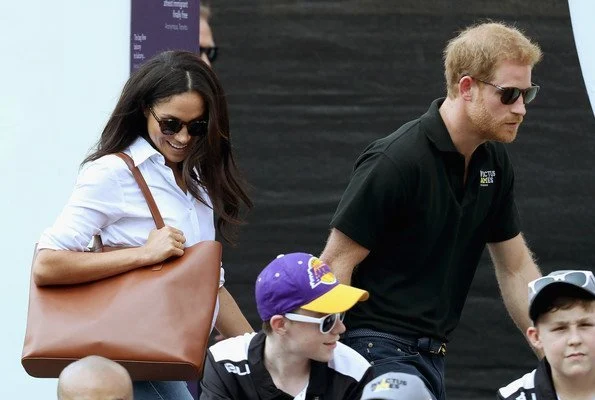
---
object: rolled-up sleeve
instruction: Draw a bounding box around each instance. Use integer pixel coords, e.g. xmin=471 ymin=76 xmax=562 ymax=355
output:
xmin=38 ymin=159 xmax=126 ymax=251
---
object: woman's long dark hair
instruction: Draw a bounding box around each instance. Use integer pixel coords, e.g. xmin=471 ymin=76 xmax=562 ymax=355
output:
xmin=84 ymin=50 xmax=252 ymax=244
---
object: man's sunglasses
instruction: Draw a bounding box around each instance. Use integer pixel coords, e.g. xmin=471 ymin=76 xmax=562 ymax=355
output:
xmin=529 ymin=270 xmax=595 ymax=296
xmin=149 ymin=107 xmax=208 ymax=137
xmin=472 ymin=77 xmax=540 ymax=105
xmin=284 ymin=312 xmax=345 ymax=334
xmin=200 ymin=46 xmax=218 ymax=63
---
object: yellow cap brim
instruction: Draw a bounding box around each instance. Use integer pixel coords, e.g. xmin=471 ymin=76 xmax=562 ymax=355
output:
xmin=300 ymin=284 xmax=369 ymax=314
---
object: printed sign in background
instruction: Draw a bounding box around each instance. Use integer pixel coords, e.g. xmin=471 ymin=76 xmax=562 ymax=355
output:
xmin=130 ymin=0 xmax=199 ymax=73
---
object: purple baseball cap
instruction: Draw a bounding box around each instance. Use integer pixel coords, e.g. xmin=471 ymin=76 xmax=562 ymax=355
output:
xmin=255 ymin=252 xmax=369 ymax=321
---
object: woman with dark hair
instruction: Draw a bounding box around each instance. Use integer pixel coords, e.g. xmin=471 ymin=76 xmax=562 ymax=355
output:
xmin=33 ymin=50 xmax=254 ymax=399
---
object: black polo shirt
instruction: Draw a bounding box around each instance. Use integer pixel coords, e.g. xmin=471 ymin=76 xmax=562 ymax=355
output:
xmin=200 ymin=332 xmax=372 ymax=399
xmin=331 ymin=98 xmax=520 ymax=341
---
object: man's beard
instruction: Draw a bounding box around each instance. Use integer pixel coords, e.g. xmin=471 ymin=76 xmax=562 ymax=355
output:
xmin=468 ymin=98 xmax=523 ymax=143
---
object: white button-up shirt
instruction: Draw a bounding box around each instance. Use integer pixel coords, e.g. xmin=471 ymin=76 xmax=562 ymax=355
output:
xmin=38 ymin=137 xmax=224 ymax=325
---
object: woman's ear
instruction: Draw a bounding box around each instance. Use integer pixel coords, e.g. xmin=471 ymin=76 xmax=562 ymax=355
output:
xmin=270 ymin=315 xmax=288 ymax=336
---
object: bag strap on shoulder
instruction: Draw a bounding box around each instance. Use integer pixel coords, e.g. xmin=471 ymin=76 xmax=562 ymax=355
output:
xmin=114 ymin=152 xmax=165 ymax=229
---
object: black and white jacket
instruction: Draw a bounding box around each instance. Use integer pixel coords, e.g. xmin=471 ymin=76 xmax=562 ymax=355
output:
xmin=497 ymin=358 xmax=557 ymax=400
xmin=200 ymin=331 xmax=373 ymax=400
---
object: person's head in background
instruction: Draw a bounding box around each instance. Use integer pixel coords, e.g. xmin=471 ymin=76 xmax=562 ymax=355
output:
xmin=360 ymin=372 xmax=434 ymax=400
xmin=199 ymin=4 xmax=217 ymax=67
xmin=527 ymin=270 xmax=595 ymax=387
xmin=57 ymin=355 xmax=133 ymax=400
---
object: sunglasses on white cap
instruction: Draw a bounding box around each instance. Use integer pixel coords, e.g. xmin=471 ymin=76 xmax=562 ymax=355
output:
xmin=529 ymin=270 xmax=595 ymax=297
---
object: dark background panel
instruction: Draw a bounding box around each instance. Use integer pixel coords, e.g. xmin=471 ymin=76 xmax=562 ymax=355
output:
xmin=210 ymin=1 xmax=595 ymax=398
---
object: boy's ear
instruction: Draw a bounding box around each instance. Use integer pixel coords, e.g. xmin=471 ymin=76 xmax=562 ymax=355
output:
xmin=270 ymin=315 xmax=288 ymax=335
xmin=527 ymin=326 xmax=542 ymax=349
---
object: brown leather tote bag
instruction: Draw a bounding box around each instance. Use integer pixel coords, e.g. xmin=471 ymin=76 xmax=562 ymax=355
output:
xmin=22 ymin=152 xmax=221 ymax=380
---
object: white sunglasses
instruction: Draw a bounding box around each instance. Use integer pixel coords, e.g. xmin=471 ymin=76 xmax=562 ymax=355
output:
xmin=529 ymin=270 xmax=595 ymax=296
xmin=284 ymin=312 xmax=345 ymax=334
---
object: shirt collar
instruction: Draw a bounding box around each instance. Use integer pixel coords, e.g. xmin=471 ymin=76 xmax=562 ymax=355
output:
xmin=248 ymin=332 xmax=282 ymax=400
xmin=535 ymin=358 xmax=558 ymax=400
xmin=421 ymin=98 xmax=459 ymax=153
xmin=306 ymin=361 xmax=328 ymax=395
xmin=127 ymin=137 xmax=162 ymax=167
xmin=248 ymin=331 xmax=328 ymax=398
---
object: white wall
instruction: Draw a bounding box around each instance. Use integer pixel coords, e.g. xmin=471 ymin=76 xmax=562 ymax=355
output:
xmin=0 ymin=1 xmax=129 ymax=397
xmin=569 ymin=0 xmax=595 ymax=116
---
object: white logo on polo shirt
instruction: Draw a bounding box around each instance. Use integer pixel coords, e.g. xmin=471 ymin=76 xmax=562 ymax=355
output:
xmin=224 ymin=362 xmax=251 ymax=376
xmin=480 ymin=170 xmax=496 ymax=187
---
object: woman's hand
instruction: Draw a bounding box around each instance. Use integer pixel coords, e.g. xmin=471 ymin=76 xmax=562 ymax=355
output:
xmin=142 ymin=226 xmax=186 ymax=265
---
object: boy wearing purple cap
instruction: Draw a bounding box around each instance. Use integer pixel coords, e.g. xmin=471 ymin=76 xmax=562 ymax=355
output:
xmin=497 ymin=270 xmax=595 ymax=400
xmin=200 ymin=252 xmax=373 ymax=399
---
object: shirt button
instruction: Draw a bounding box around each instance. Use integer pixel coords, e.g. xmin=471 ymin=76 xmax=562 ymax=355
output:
xmin=368 ymin=342 xmax=374 ymax=348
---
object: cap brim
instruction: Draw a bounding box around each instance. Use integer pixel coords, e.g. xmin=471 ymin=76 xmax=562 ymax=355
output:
xmin=529 ymin=282 xmax=595 ymax=321
xmin=361 ymin=392 xmax=396 ymax=400
xmin=300 ymin=284 xmax=369 ymax=314
xmin=361 ymin=394 xmax=394 ymax=400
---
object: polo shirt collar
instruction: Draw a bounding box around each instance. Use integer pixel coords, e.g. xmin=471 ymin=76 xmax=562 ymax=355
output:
xmin=128 ymin=136 xmax=163 ymax=167
xmin=421 ymin=98 xmax=459 ymax=153
xmin=535 ymin=358 xmax=558 ymax=400
xmin=307 ymin=361 xmax=328 ymax=395
xmin=248 ymin=332 xmax=285 ymax=400
xmin=248 ymin=331 xmax=327 ymax=399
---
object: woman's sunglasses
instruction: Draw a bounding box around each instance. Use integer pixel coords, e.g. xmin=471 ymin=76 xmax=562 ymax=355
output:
xmin=200 ymin=46 xmax=218 ymax=63
xmin=472 ymin=77 xmax=540 ymax=105
xmin=284 ymin=312 xmax=345 ymax=334
xmin=529 ymin=270 xmax=595 ymax=295
xmin=149 ymin=107 xmax=208 ymax=137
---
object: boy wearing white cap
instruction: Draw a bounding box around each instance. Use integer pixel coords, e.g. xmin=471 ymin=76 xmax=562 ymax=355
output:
xmin=497 ymin=270 xmax=595 ymax=400
xmin=200 ymin=252 xmax=373 ymax=399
